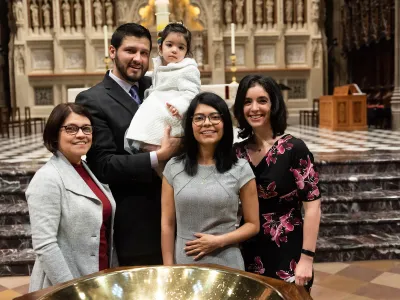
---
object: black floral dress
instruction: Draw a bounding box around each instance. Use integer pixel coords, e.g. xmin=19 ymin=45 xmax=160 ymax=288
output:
xmin=234 ymin=134 xmax=321 ymax=289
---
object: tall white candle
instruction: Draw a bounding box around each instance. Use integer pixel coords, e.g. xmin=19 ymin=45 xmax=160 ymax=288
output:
xmin=231 ymin=23 xmax=235 ymax=54
xmin=103 ymin=25 xmax=109 ymax=57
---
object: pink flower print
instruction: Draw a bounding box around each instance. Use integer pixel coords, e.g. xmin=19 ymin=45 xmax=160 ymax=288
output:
xmin=262 ymin=213 xmax=274 ymax=235
xmin=280 ymin=208 xmax=301 ymax=234
xmin=276 ymin=135 xmax=294 ymax=154
xmin=307 ymin=183 xmax=320 ymax=200
xmin=248 ymin=256 xmax=265 ymax=275
xmin=266 ymin=151 xmax=277 ymax=166
xmin=257 ymin=182 xmax=278 ymax=199
xmin=276 ymin=259 xmax=297 ymax=283
xmin=265 ymin=135 xmax=294 ymax=166
xmin=290 ymin=155 xmax=320 ymax=201
xmin=291 ymin=168 xmax=305 ymax=190
xmin=262 ymin=208 xmax=301 ymax=247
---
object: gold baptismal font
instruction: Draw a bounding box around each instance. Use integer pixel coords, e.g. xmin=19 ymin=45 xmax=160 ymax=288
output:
xmin=15 ymin=265 xmax=312 ymax=300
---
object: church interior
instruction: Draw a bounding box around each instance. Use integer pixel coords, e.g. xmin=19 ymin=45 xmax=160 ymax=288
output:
xmin=0 ymin=0 xmax=399 ymax=299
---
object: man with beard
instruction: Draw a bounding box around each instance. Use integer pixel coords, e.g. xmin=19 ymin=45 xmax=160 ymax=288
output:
xmin=76 ymin=23 xmax=180 ymax=266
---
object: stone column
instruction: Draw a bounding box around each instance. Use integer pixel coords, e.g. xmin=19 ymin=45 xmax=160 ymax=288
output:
xmin=0 ymin=51 xmax=5 ymax=107
xmin=245 ymin=0 xmax=255 ymax=69
xmin=392 ymin=0 xmax=400 ymax=130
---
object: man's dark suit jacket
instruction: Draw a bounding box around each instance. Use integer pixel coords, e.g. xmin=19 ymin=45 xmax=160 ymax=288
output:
xmin=76 ymin=71 xmax=162 ymax=265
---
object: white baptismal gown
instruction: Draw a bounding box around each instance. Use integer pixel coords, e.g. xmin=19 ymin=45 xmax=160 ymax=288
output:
xmin=125 ymin=57 xmax=201 ymax=148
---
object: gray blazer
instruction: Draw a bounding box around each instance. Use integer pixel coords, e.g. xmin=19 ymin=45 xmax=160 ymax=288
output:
xmin=26 ymin=152 xmax=117 ymax=292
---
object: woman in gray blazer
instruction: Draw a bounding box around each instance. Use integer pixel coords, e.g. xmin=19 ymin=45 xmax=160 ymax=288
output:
xmin=26 ymin=103 xmax=116 ymax=292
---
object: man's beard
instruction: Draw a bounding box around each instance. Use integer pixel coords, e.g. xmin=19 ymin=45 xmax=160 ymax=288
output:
xmin=114 ymin=53 xmax=146 ymax=83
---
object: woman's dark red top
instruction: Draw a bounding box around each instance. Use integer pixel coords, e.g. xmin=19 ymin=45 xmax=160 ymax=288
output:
xmin=73 ymin=164 xmax=112 ymax=271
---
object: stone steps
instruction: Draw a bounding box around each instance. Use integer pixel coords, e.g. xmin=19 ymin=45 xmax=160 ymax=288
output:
xmin=319 ymin=210 xmax=400 ymax=236
xmin=0 ymin=224 xmax=31 ymax=239
xmin=0 ymin=187 xmax=27 ymax=204
xmin=0 ymin=224 xmax=32 ymax=250
xmin=315 ymin=152 xmax=400 ymax=262
xmin=315 ymin=155 xmax=400 ymax=175
xmin=0 ymin=165 xmax=36 ymax=276
xmin=0 ymin=202 xmax=30 ymax=225
xmin=322 ymin=190 xmax=400 ymax=213
xmin=316 ymin=233 xmax=400 ymax=262
xmin=0 ymin=248 xmax=34 ymax=276
xmin=319 ymin=172 xmax=400 ymax=194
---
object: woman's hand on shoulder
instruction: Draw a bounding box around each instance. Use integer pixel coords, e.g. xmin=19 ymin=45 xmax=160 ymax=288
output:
xmin=184 ymin=233 xmax=224 ymax=261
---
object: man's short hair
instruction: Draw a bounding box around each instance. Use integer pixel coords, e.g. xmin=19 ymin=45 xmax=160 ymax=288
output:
xmin=111 ymin=23 xmax=152 ymax=51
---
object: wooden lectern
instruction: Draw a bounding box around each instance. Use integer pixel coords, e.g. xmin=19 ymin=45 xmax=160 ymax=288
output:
xmin=319 ymin=84 xmax=368 ymax=131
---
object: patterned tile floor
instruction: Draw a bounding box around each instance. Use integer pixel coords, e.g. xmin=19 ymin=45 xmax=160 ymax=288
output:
xmin=1 ymin=126 xmax=400 ymax=164
xmin=0 ymin=260 xmax=399 ymax=299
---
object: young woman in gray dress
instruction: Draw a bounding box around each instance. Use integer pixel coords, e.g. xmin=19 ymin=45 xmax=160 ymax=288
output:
xmin=161 ymin=92 xmax=259 ymax=270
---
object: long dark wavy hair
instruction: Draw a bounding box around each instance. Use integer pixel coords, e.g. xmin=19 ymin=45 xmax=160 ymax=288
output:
xmin=177 ymin=92 xmax=238 ymax=176
xmin=233 ymin=75 xmax=287 ymax=139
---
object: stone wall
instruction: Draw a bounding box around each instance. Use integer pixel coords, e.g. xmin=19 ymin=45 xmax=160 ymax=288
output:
xmin=8 ymin=0 xmax=325 ymax=124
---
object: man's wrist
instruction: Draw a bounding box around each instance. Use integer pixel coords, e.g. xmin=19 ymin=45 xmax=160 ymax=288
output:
xmin=156 ymin=149 xmax=163 ymax=162
xmin=156 ymin=149 xmax=169 ymax=162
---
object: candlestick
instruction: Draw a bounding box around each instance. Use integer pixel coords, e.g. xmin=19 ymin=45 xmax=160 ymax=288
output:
xmin=230 ymin=54 xmax=237 ymax=84
xmin=104 ymin=56 xmax=111 ymax=71
xmin=231 ymin=23 xmax=235 ymax=54
xmin=103 ymin=25 xmax=109 ymax=58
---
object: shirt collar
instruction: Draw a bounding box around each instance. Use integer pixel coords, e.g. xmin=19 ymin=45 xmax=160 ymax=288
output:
xmin=108 ymin=70 xmax=139 ymax=94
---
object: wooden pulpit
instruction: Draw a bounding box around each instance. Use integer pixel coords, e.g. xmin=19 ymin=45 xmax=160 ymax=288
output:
xmin=319 ymin=84 xmax=368 ymax=131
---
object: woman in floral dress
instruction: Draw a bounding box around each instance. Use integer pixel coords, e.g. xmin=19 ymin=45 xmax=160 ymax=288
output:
xmin=233 ymin=75 xmax=321 ymax=291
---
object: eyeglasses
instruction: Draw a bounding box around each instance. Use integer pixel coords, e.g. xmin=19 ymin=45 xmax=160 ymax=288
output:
xmin=60 ymin=125 xmax=93 ymax=135
xmin=192 ymin=113 xmax=223 ymax=126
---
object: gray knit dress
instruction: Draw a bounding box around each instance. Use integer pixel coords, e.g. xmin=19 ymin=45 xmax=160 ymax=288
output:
xmin=163 ymin=157 xmax=255 ymax=270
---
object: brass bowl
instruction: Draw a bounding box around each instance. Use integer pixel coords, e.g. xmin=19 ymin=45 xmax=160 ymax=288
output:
xmin=38 ymin=266 xmax=285 ymax=300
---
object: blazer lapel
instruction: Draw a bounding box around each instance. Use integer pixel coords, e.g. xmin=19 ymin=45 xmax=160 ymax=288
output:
xmin=82 ymin=161 xmax=116 ymax=212
xmin=103 ymin=72 xmax=138 ymax=116
xmin=51 ymin=152 xmax=100 ymax=203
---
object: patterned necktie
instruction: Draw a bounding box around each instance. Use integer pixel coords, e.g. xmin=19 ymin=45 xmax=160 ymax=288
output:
xmin=129 ymin=85 xmax=141 ymax=105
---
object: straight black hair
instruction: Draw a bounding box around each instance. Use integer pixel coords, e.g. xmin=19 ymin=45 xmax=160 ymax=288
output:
xmin=158 ymin=22 xmax=192 ymax=57
xmin=177 ymin=92 xmax=238 ymax=176
xmin=111 ymin=23 xmax=152 ymax=51
xmin=234 ymin=75 xmax=287 ymax=139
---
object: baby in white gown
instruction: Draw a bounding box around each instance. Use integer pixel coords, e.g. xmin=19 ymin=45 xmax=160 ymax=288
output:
xmin=125 ymin=22 xmax=201 ymax=152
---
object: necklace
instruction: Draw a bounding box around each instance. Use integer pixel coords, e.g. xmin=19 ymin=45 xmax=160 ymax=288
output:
xmin=199 ymin=167 xmax=216 ymax=184
xmin=251 ymin=137 xmax=277 ymax=152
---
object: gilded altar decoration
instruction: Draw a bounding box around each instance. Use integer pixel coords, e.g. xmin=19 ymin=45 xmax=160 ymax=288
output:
xmin=139 ymin=0 xmax=203 ymax=31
